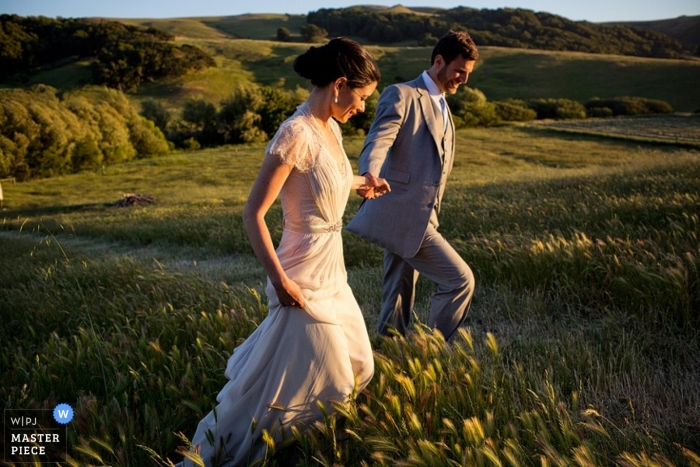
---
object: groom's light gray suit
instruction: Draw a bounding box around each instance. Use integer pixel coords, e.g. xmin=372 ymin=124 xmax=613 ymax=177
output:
xmin=347 ymin=73 xmax=475 ymax=341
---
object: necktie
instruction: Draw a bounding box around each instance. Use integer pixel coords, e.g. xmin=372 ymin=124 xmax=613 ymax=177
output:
xmin=439 ymin=95 xmax=448 ymax=131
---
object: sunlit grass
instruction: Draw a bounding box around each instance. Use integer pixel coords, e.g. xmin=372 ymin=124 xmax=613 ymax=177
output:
xmin=1 ymin=126 xmax=699 ymax=466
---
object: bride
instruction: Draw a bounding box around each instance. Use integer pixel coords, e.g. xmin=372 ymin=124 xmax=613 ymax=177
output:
xmin=180 ymin=37 xmax=389 ymax=466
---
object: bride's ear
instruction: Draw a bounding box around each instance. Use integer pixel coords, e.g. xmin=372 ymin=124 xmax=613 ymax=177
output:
xmin=334 ymin=77 xmax=347 ymax=93
xmin=332 ymin=77 xmax=347 ymax=104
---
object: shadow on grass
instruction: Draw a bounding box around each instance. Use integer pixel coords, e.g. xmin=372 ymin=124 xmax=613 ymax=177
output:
xmin=2 ymin=202 xmax=124 ymax=218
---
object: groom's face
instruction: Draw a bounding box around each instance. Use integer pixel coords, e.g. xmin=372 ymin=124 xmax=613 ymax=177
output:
xmin=435 ymin=55 xmax=475 ymax=95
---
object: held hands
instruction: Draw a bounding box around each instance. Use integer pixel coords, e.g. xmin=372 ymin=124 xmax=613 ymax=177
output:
xmin=357 ymin=173 xmax=391 ymax=200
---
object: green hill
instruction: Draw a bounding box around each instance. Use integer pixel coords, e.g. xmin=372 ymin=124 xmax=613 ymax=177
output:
xmin=119 ymin=13 xmax=308 ymax=41
xmin=24 ymin=35 xmax=700 ymax=113
xmin=4 ymin=8 xmax=699 ymax=113
xmin=608 ymin=14 xmax=700 ymax=54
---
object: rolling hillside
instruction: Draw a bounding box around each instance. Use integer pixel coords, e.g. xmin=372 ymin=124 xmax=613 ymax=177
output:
xmin=108 ymin=9 xmax=700 ymax=112
xmin=24 ymin=35 xmax=700 ymax=113
xmin=608 ymin=14 xmax=700 ymax=54
xmin=118 ymin=13 xmax=308 ymax=41
xmin=4 ymin=8 xmax=700 ymax=114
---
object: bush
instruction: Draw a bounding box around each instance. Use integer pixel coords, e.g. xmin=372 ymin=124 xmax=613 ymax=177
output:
xmin=585 ymin=97 xmax=673 ymax=116
xmin=167 ymin=85 xmax=305 ymax=148
xmin=0 ymin=85 xmax=169 ymax=180
xmin=300 ymin=24 xmax=328 ymax=43
xmin=129 ymin=117 xmax=170 ymax=157
xmin=218 ymin=87 xmax=267 ymax=144
xmin=277 ymin=27 xmax=291 ymax=42
xmin=140 ymin=99 xmax=171 ymax=134
xmin=527 ymin=98 xmax=587 ymax=120
xmin=180 ymin=99 xmax=218 ymax=147
xmin=586 ymin=106 xmax=614 ymax=118
xmin=447 ymin=87 xmax=500 ymax=128
xmin=494 ymin=99 xmax=537 ymax=122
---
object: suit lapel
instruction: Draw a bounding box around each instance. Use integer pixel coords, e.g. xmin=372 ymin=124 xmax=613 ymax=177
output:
xmin=444 ymin=108 xmax=455 ymax=167
xmin=414 ymin=77 xmax=445 ymax=151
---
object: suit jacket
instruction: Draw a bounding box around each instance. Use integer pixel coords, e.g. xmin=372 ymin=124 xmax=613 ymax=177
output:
xmin=346 ymin=74 xmax=455 ymax=258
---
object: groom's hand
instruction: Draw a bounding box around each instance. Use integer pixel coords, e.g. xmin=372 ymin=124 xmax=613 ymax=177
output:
xmin=357 ymin=173 xmax=390 ymax=199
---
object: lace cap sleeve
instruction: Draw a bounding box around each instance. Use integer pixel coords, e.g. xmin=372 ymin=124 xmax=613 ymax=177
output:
xmin=266 ymin=117 xmax=315 ymax=173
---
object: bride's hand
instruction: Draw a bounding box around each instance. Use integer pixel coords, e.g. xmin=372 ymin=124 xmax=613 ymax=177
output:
xmin=274 ymin=275 xmax=305 ymax=309
xmin=358 ymin=173 xmax=391 ymax=199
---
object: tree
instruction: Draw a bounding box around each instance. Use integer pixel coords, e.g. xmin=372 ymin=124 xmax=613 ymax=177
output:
xmin=218 ymin=86 xmax=267 ymax=144
xmin=277 ymin=27 xmax=291 ymax=42
xmin=417 ymin=33 xmax=437 ymax=46
xmin=140 ymin=99 xmax=171 ymax=133
xmin=305 ymin=6 xmax=685 ymax=58
xmin=300 ymin=24 xmax=328 ymax=43
xmin=182 ymin=99 xmax=218 ymax=146
xmin=0 ymin=84 xmax=169 ymax=180
xmin=128 ymin=117 xmax=170 ymax=157
xmin=258 ymin=86 xmax=303 ymax=136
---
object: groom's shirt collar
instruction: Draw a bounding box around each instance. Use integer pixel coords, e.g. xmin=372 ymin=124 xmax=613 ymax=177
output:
xmin=422 ymin=70 xmax=443 ymax=99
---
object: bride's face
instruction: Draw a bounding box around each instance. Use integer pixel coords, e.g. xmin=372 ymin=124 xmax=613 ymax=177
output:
xmin=334 ymin=81 xmax=377 ymax=123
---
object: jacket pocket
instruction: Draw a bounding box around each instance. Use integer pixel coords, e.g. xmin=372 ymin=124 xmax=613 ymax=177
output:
xmin=384 ymin=168 xmax=410 ymax=184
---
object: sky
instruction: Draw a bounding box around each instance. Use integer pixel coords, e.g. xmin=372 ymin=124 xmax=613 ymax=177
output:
xmin=1 ymin=0 xmax=699 ymax=23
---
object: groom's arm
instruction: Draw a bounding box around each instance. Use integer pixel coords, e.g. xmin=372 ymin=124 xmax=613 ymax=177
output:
xmin=358 ymin=84 xmax=407 ymax=176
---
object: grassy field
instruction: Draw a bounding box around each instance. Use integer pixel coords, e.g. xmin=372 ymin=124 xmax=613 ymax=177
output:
xmin=525 ymin=114 xmax=700 ymax=146
xmin=120 ymin=14 xmax=309 ymax=42
xmin=1 ymin=121 xmax=699 ymax=466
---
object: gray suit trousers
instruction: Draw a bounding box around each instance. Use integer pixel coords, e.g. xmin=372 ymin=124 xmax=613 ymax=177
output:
xmin=377 ymin=224 xmax=475 ymax=341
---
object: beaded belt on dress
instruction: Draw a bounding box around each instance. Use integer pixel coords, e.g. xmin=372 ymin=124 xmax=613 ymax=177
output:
xmin=283 ymin=219 xmax=343 ymax=234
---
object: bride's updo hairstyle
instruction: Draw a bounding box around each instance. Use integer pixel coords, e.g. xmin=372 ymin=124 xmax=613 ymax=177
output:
xmin=293 ymin=37 xmax=380 ymax=90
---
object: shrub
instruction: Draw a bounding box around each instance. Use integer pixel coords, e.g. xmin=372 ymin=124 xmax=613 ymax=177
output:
xmin=277 ymin=27 xmax=291 ymax=42
xmin=586 ymin=106 xmax=614 ymax=118
xmin=218 ymin=86 xmax=268 ymax=144
xmin=140 ymin=99 xmax=171 ymax=133
xmin=527 ymin=98 xmax=587 ymax=120
xmin=129 ymin=117 xmax=170 ymax=157
xmin=181 ymin=99 xmax=218 ymax=147
xmin=182 ymin=137 xmax=200 ymax=151
xmin=300 ymin=24 xmax=328 ymax=43
xmin=585 ymin=97 xmax=674 ymax=116
xmin=494 ymin=99 xmax=537 ymax=122
xmin=0 ymin=85 xmax=168 ymax=180
xmin=448 ymin=87 xmax=500 ymax=128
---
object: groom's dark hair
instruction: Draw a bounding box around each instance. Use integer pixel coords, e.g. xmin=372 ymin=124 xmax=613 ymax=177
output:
xmin=431 ymin=31 xmax=479 ymax=65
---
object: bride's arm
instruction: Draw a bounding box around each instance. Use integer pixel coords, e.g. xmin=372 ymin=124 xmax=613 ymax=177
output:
xmin=243 ymin=153 xmax=305 ymax=309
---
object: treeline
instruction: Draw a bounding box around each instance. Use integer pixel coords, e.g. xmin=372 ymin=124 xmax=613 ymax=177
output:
xmin=447 ymin=89 xmax=674 ymax=128
xmin=0 ymin=14 xmax=214 ymax=91
xmin=0 ymin=82 xmax=378 ymax=181
xmin=0 ymin=82 xmax=674 ymax=181
xmin=307 ymin=7 xmax=687 ymax=58
xmin=140 ymin=84 xmax=375 ymax=150
xmin=146 ymin=83 xmax=674 ymax=149
xmin=0 ymin=85 xmax=169 ymax=181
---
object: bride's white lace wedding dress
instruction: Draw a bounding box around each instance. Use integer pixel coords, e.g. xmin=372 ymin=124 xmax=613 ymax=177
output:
xmin=184 ymin=103 xmax=374 ymax=467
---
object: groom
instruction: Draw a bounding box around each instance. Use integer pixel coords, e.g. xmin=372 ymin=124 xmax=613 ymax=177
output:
xmin=347 ymin=31 xmax=478 ymax=341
